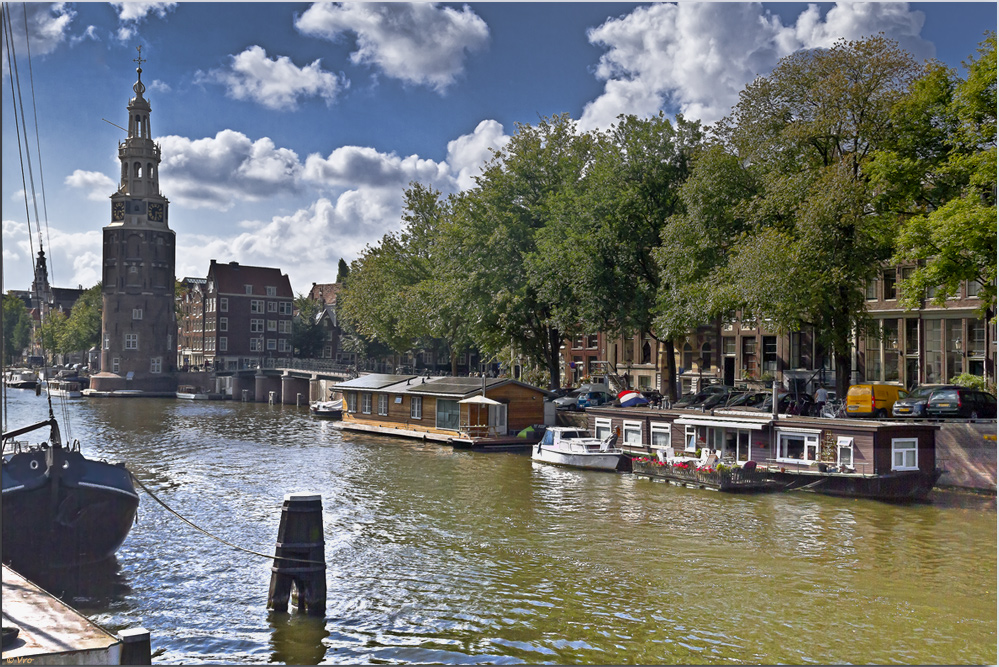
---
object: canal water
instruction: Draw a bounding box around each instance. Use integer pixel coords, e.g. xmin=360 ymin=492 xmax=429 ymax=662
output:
xmin=3 ymin=391 xmax=996 ymax=664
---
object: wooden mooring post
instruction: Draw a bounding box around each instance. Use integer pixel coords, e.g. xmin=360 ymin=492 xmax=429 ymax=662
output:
xmin=267 ymin=492 xmax=326 ymax=616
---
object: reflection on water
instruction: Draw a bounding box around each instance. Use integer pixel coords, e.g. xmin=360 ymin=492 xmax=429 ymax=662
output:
xmin=2 ymin=391 xmax=995 ymax=665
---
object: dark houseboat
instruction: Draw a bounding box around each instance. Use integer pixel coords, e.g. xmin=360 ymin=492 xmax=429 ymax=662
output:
xmin=2 ymin=411 xmax=139 ymax=572
xmin=585 ymin=405 xmax=942 ymax=501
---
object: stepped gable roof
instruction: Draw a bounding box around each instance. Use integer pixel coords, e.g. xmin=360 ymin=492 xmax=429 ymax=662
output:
xmin=308 ymin=282 xmax=341 ymax=305
xmin=209 ymin=260 xmax=293 ymax=297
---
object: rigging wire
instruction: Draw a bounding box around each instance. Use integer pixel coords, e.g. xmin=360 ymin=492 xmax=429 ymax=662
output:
xmin=22 ymin=2 xmax=54 ymax=286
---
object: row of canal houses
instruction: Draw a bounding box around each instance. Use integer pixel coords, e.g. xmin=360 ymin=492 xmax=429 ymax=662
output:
xmin=331 ymin=373 xmax=941 ymax=500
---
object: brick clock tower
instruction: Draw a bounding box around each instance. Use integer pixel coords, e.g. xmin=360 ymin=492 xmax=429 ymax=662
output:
xmin=91 ymin=50 xmax=177 ymax=394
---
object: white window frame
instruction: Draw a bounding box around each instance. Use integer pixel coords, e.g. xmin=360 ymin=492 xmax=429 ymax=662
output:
xmin=411 ymin=396 xmax=423 ymax=420
xmin=266 ymin=286 xmax=277 ymax=296
xmin=219 ymin=337 xmax=227 ymax=352
xmin=219 ymin=317 xmax=228 ymax=332
xmin=279 ymin=301 xmax=293 ymax=315
xmin=361 ymin=392 xmax=372 ymax=414
xmin=112 ymin=357 xmax=120 ymax=373
xmin=103 ymin=333 xmax=110 ymax=350
xmin=132 ymin=308 xmax=143 ymax=320
xmin=377 ymin=394 xmax=389 ymax=416
xmin=268 ymin=301 xmax=278 ymax=313
xmin=250 ymin=319 xmax=264 ymax=333
xmin=650 ymin=422 xmax=671 ymax=450
xmin=837 ymin=436 xmax=855 ymax=468
xmin=685 ymin=425 xmax=697 ymax=451
xmin=891 ymin=437 xmax=919 ymax=471
xmin=267 ymin=320 xmax=277 ymax=332
xmin=266 ymin=338 xmax=277 ymax=351
xmin=251 ymin=299 xmax=265 ymax=313
xmin=622 ymin=420 xmax=643 ymax=447
xmin=124 ymin=333 xmax=138 ymax=350
xmin=594 ymin=417 xmax=612 ymax=440
xmin=150 ymin=357 xmax=162 ymax=373
xmin=776 ymin=428 xmax=821 ymax=463
xmin=245 ymin=285 xmax=253 ymax=295
xmin=346 ymin=392 xmax=357 ymax=413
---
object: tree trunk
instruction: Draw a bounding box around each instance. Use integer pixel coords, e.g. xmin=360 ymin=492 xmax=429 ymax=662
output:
xmin=546 ymin=326 xmax=562 ymax=390
xmin=661 ymin=339 xmax=678 ymax=402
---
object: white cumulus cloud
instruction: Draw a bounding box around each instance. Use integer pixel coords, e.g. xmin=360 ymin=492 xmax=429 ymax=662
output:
xmin=0 ymin=3 xmax=75 ymax=69
xmin=197 ymin=45 xmax=348 ymax=111
xmin=446 ymin=119 xmax=509 ymax=191
xmin=65 ymin=170 xmax=116 ymax=201
xmin=295 ymin=2 xmax=489 ymax=92
xmin=579 ymin=1 xmax=934 ymax=131
xmin=157 ymin=130 xmax=304 ymax=210
xmin=111 ymin=2 xmax=176 ymax=41
xmin=303 ymin=145 xmax=452 ymax=191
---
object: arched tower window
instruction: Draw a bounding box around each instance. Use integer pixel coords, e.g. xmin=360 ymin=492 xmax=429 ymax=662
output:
xmin=134 ymin=162 xmax=142 ymax=178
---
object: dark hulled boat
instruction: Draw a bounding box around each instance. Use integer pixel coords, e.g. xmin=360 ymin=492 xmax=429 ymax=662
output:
xmin=2 ymin=412 xmax=139 ymax=571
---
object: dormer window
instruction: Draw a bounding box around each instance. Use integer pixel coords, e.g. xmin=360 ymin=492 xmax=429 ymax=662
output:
xmin=245 ymin=285 xmax=253 ymax=295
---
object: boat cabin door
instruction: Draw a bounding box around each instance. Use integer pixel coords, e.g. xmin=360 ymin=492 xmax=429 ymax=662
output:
xmin=488 ymin=403 xmax=508 ymax=437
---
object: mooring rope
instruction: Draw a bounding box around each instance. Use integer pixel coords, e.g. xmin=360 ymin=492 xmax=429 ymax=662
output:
xmin=129 ymin=472 xmax=325 ymax=565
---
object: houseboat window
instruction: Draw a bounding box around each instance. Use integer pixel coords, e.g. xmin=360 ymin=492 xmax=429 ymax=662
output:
xmin=346 ymin=392 xmax=357 ymax=413
xmin=377 ymin=394 xmax=389 ymax=416
xmin=411 ymin=396 xmax=422 ymax=419
xmin=891 ymin=438 xmax=918 ymax=471
xmin=685 ymin=425 xmax=697 ymax=451
xmin=776 ymin=430 xmax=820 ymax=462
xmin=594 ymin=418 xmax=612 ymax=440
xmin=650 ymin=422 xmax=670 ymax=449
xmin=837 ymin=436 xmax=854 ymax=467
xmin=361 ymin=392 xmax=372 ymax=414
xmin=623 ymin=421 xmax=643 ymax=446
xmin=436 ymin=399 xmax=459 ymax=430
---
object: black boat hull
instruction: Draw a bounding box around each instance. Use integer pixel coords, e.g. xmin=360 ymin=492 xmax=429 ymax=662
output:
xmin=770 ymin=468 xmax=943 ymax=501
xmin=2 ymin=447 xmax=139 ymax=570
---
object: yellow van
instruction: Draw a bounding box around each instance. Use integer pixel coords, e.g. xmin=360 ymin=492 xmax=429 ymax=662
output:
xmin=845 ymin=383 xmax=908 ymax=418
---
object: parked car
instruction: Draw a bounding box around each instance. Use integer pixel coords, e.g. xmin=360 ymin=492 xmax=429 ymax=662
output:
xmin=723 ymin=391 xmax=769 ymax=409
xmin=925 ymin=387 xmax=997 ymax=419
xmin=845 ymin=383 xmax=908 ymax=418
xmin=577 ymin=389 xmax=615 ymax=410
xmin=551 ymin=388 xmax=584 ymax=410
xmin=674 ymin=385 xmax=730 ymax=408
xmin=892 ymin=384 xmax=958 ymax=418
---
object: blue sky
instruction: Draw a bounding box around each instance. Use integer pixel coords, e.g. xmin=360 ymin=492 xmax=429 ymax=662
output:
xmin=2 ymin=2 xmax=995 ymax=295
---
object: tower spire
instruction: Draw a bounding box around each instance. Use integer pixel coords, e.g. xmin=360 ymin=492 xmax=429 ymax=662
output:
xmin=133 ymin=46 xmax=146 ymax=98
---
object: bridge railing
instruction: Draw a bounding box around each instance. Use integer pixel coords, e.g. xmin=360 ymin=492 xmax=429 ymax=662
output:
xmin=273 ymin=359 xmax=359 ymax=377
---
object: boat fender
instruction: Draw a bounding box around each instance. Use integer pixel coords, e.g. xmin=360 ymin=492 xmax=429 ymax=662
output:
xmin=29 ymin=459 xmax=40 ymax=470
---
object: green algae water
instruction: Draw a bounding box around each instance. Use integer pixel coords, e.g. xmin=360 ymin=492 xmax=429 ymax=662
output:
xmin=5 ymin=391 xmax=995 ymax=664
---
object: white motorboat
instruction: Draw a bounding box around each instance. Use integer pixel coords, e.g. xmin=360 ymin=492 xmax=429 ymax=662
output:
xmin=531 ymin=426 xmax=623 ymax=471
xmin=48 ymin=380 xmax=82 ymax=398
xmin=310 ymin=399 xmax=343 ymax=419
xmin=176 ymin=385 xmax=209 ymax=400
xmin=4 ymin=369 xmax=38 ymax=390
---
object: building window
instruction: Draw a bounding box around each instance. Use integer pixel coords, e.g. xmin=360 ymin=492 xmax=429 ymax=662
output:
xmin=150 ymin=357 xmax=162 ymax=373
xmin=132 ymin=308 xmax=143 ymax=320
xmin=279 ymin=302 xmax=293 ymax=315
xmin=245 ymin=285 xmax=253 ymax=295
xmin=361 ymin=393 xmax=372 ymax=414
xmin=104 ymin=333 xmax=110 ymax=350
xmin=266 ymin=339 xmax=277 ymax=351
xmin=891 ymin=438 xmax=918 ymax=471
xmin=865 ymin=279 xmax=877 ymax=300
xmin=776 ymin=430 xmax=820 ymax=462
xmin=250 ymin=319 xmax=264 ymax=333
xmin=837 ymin=436 xmax=854 ymax=468
xmin=650 ymin=422 xmax=671 ymax=449
xmin=267 ymin=301 xmax=278 ymax=313
xmin=266 ymin=286 xmax=277 ymax=296
xmin=723 ymin=337 xmax=736 ymax=356
xmin=278 ymin=320 xmax=292 ymax=334
xmin=220 ymin=317 xmax=228 ymax=332
xmin=925 ymin=319 xmax=943 ymax=383
xmin=249 ymin=338 xmax=262 ymax=352
xmin=967 ymin=280 xmax=983 ymax=298
xmin=762 ymin=336 xmax=778 ymax=372
xmin=112 ymin=357 xmax=120 ymax=373
xmin=377 ymin=394 xmax=389 ymax=416
xmin=251 ymin=300 xmax=264 ymax=313
xmin=125 ymin=333 xmax=138 ymax=350
xmin=411 ymin=396 xmax=422 ymax=420
xmin=220 ymin=298 xmax=228 ymax=312
xmin=594 ymin=417 xmax=612 ymax=440
xmin=623 ymin=420 xmax=643 ymax=447
xmin=436 ymin=399 xmax=460 ymax=430
xmin=267 ymin=320 xmax=277 ymax=332
xmin=219 ymin=337 xmax=227 ymax=352
xmin=572 ymin=335 xmax=583 ymax=349
xmin=587 ymin=334 xmax=598 ymax=349
xmin=882 ymin=269 xmax=897 ymax=300
xmin=346 ymin=392 xmax=357 ymax=413
xmin=742 ymin=338 xmax=757 ymax=376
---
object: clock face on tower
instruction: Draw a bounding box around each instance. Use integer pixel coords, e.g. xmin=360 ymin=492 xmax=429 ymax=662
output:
xmin=148 ymin=202 xmax=164 ymax=223
xmin=112 ymin=200 xmax=125 ymax=221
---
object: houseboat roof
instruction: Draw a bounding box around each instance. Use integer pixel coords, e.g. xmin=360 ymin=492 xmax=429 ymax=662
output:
xmin=333 ymin=373 xmax=552 ymax=399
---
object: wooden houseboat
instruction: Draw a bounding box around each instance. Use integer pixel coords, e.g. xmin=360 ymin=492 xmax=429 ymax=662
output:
xmin=584 ymin=405 xmax=941 ymax=501
xmin=332 ymin=374 xmax=552 ymax=449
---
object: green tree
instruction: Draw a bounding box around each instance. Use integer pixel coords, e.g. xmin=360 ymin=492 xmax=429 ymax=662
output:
xmin=336 ymin=258 xmax=350 ymax=284
xmin=37 ymin=309 xmax=67 ymax=360
xmin=59 ymin=284 xmax=102 ymax=355
xmin=292 ymin=293 xmax=327 ymax=358
xmin=870 ymin=33 xmax=997 ymax=319
xmin=2 ymin=294 xmax=33 ymax=365
xmin=454 ymin=114 xmax=596 ymax=388
xmin=672 ymin=35 xmax=921 ymax=396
